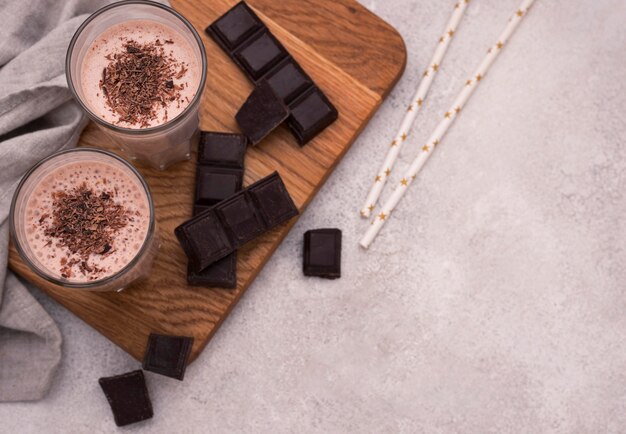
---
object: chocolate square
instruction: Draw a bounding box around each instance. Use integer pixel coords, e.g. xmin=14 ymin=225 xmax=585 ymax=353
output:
xmin=248 ymin=172 xmax=299 ymax=227
xmin=207 ymin=1 xmax=263 ymax=50
xmin=196 ymin=166 xmax=243 ymax=206
xmin=193 ymin=204 xmax=211 ymax=216
xmin=303 ymin=229 xmax=341 ymax=279
xmin=187 ymin=253 xmax=237 ymax=288
xmin=235 ymin=80 xmax=289 ymax=145
xmin=175 ymin=209 xmax=233 ymax=271
xmin=264 ymin=59 xmax=313 ymax=104
xmin=98 ymin=370 xmax=153 ymax=427
xmin=235 ymin=30 xmax=288 ymax=80
xmin=288 ymin=87 xmax=338 ymax=145
xmin=216 ymin=193 xmax=265 ymax=244
xmin=142 ymin=334 xmax=194 ymax=380
xmin=198 ymin=131 xmax=247 ymax=168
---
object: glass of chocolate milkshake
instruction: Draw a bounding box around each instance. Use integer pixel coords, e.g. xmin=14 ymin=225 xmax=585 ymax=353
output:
xmin=66 ymin=0 xmax=207 ymax=170
xmin=10 ymin=148 xmax=159 ymax=292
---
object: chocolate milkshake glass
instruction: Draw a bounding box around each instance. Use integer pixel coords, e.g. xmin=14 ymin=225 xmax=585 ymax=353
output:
xmin=10 ymin=148 xmax=158 ymax=292
xmin=66 ymin=1 xmax=207 ymax=170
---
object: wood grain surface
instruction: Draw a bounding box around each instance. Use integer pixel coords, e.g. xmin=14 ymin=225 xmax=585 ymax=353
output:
xmin=7 ymin=0 xmax=406 ymax=363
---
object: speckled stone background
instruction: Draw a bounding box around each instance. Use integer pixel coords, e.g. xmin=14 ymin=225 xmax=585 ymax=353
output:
xmin=2 ymin=0 xmax=626 ymax=432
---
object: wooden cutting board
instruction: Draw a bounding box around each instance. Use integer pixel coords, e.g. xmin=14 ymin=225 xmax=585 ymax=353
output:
xmin=8 ymin=0 xmax=406 ymax=363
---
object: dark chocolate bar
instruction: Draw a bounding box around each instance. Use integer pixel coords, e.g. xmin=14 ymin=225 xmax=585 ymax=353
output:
xmin=142 ymin=334 xmax=194 ymax=380
xmin=198 ymin=132 xmax=247 ymax=168
xmin=235 ymin=80 xmax=289 ymax=145
xmin=176 ymin=172 xmax=298 ymax=271
xmin=98 ymin=370 xmax=153 ymax=427
xmin=187 ymin=253 xmax=237 ymax=288
xmin=303 ymin=228 xmax=342 ymax=279
xmin=207 ymin=2 xmax=337 ymax=145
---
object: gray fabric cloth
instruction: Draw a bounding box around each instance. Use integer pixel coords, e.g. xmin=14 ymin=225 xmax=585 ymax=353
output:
xmin=0 ymin=0 xmax=116 ymax=402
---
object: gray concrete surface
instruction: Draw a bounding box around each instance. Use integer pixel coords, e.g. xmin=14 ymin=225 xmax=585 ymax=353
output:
xmin=2 ymin=0 xmax=626 ymax=432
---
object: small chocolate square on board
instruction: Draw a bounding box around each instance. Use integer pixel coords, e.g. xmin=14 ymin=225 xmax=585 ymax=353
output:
xmin=303 ymin=229 xmax=342 ymax=279
xmin=195 ymin=166 xmax=243 ymax=206
xmin=207 ymin=1 xmax=263 ymax=50
xmin=264 ymin=58 xmax=313 ymax=104
xmin=288 ymin=86 xmax=338 ymax=145
xmin=187 ymin=252 xmax=237 ymax=289
xmin=98 ymin=370 xmax=153 ymax=427
xmin=234 ymin=30 xmax=288 ymax=80
xmin=235 ymin=80 xmax=289 ymax=145
xmin=197 ymin=131 xmax=247 ymax=168
xmin=248 ymin=172 xmax=299 ymax=227
xmin=142 ymin=334 xmax=194 ymax=380
xmin=216 ymin=193 xmax=266 ymax=245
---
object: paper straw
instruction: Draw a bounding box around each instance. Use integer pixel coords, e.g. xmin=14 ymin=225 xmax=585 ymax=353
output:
xmin=360 ymin=0 xmax=536 ymax=249
xmin=359 ymin=0 xmax=469 ymax=218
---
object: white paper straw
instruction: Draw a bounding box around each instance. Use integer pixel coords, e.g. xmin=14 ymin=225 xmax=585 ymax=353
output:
xmin=359 ymin=0 xmax=469 ymax=218
xmin=360 ymin=0 xmax=536 ymax=249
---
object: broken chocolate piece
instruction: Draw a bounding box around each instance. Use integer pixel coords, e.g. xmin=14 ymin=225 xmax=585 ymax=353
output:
xmin=98 ymin=370 xmax=153 ymax=427
xmin=235 ymin=80 xmax=289 ymax=145
xmin=303 ymin=228 xmax=342 ymax=279
xmin=287 ymin=87 xmax=338 ymax=145
xmin=142 ymin=334 xmax=194 ymax=380
xmin=175 ymin=172 xmax=298 ymax=271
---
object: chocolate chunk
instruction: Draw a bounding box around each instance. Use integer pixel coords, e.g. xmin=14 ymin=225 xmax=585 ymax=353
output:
xmin=216 ymin=194 xmax=265 ymax=244
xmin=187 ymin=253 xmax=237 ymax=288
xmin=175 ymin=208 xmax=233 ymax=271
xmin=98 ymin=370 xmax=153 ymax=427
xmin=303 ymin=229 xmax=342 ymax=279
xmin=193 ymin=204 xmax=211 ymax=216
xmin=206 ymin=1 xmax=263 ymax=50
xmin=175 ymin=172 xmax=298 ymax=270
xmin=142 ymin=334 xmax=194 ymax=380
xmin=287 ymin=87 xmax=338 ymax=145
xmin=196 ymin=166 xmax=243 ymax=206
xmin=197 ymin=131 xmax=247 ymax=168
xmin=206 ymin=1 xmax=337 ymax=145
xmin=235 ymin=80 xmax=289 ymax=145
xmin=265 ymin=59 xmax=313 ymax=104
xmin=234 ymin=31 xmax=288 ymax=80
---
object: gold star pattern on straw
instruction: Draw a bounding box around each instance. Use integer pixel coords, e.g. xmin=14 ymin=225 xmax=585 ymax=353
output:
xmin=466 ymin=79 xmax=472 ymax=86
xmin=359 ymin=210 xmax=366 ymax=217
xmin=439 ymin=36 xmax=445 ymax=43
xmin=455 ymin=106 xmax=461 ymax=114
xmin=422 ymin=145 xmax=430 ymax=152
xmin=407 ymin=104 xmax=414 ymax=112
xmin=433 ymin=139 xmax=440 ymax=146
xmin=385 ymin=168 xmax=391 ymax=177
xmin=375 ymin=175 xmax=382 ymax=182
xmin=517 ymin=9 xmax=524 ymax=17
xmin=417 ymin=98 xmax=423 ymax=106
xmin=378 ymin=212 xmax=387 ymax=221
xmin=497 ymin=41 xmax=504 ymax=49
xmin=401 ymin=133 xmax=408 ymax=141
xmin=400 ymin=178 xmax=409 ymax=186
xmin=488 ymin=47 xmax=493 ymax=53
xmin=423 ymin=70 xmax=429 ymax=77
xmin=448 ymin=29 xmax=455 ymax=37
xmin=368 ymin=204 xmax=375 ymax=212
xmin=411 ymin=175 xmax=416 ymax=180
xmin=464 ymin=0 xmax=469 ymax=3
xmin=476 ymin=74 xmax=483 ymax=81
xmin=432 ymin=63 xmax=439 ymax=72
xmin=444 ymin=111 xmax=452 ymax=118
xmin=390 ymin=139 xmax=398 ymax=147
xmin=455 ymin=2 xmax=460 ymax=8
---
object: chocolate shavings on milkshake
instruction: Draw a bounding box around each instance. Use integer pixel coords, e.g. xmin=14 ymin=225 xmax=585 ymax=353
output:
xmin=99 ymin=39 xmax=187 ymax=127
xmin=42 ymin=183 xmax=130 ymax=279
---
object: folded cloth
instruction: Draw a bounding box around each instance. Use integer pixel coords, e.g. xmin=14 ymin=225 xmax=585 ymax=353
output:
xmin=0 ymin=0 xmax=118 ymax=402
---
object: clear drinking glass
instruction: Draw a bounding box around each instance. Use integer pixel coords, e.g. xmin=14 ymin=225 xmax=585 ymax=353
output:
xmin=66 ymin=0 xmax=207 ymax=170
xmin=10 ymin=148 xmax=159 ymax=292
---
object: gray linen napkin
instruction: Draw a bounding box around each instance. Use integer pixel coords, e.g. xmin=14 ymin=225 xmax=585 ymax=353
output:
xmin=0 ymin=0 xmax=118 ymax=402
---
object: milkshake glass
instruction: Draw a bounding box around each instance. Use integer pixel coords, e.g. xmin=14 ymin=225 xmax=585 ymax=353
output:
xmin=10 ymin=148 xmax=158 ymax=292
xmin=66 ymin=0 xmax=207 ymax=170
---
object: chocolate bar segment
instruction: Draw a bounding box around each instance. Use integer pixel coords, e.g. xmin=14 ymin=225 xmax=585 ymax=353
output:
xmin=235 ymin=31 xmax=288 ymax=81
xmin=175 ymin=172 xmax=299 ymax=270
xmin=235 ymin=80 xmax=289 ymax=145
xmin=198 ymin=132 xmax=247 ymax=168
xmin=187 ymin=253 xmax=237 ymax=288
xmin=175 ymin=208 xmax=233 ymax=271
xmin=206 ymin=2 xmax=263 ymax=50
xmin=288 ymin=87 xmax=339 ymax=145
xmin=196 ymin=166 xmax=243 ymax=206
xmin=206 ymin=1 xmax=337 ymax=144
xmin=303 ymin=229 xmax=342 ymax=279
xmin=265 ymin=58 xmax=313 ymax=104
xmin=142 ymin=334 xmax=194 ymax=380
xmin=98 ymin=370 xmax=153 ymax=427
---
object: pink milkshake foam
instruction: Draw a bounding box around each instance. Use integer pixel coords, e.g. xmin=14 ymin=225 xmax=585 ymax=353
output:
xmin=24 ymin=161 xmax=150 ymax=283
xmin=81 ymin=19 xmax=201 ymax=128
